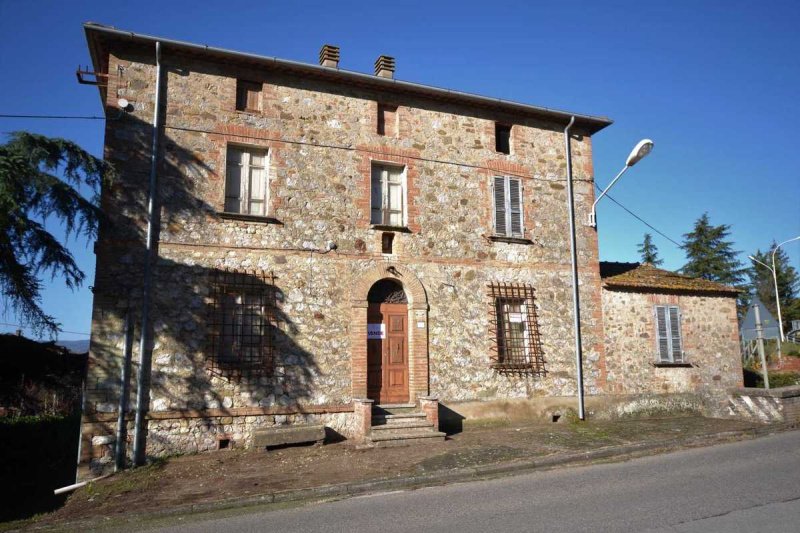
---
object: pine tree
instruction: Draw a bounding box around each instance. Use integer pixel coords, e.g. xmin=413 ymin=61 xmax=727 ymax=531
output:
xmin=637 ymin=233 xmax=663 ymax=266
xmin=747 ymin=243 xmax=800 ymax=333
xmin=681 ymin=213 xmax=745 ymax=286
xmin=0 ymin=132 xmax=113 ymax=334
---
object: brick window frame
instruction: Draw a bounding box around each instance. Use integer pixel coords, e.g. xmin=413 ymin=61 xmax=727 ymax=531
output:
xmin=356 ymin=146 xmax=421 ymax=232
xmin=370 ymin=162 xmax=407 ymax=228
xmin=488 ymin=282 xmax=546 ymax=375
xmin=223 ymin=144 xmax=270 ymax=217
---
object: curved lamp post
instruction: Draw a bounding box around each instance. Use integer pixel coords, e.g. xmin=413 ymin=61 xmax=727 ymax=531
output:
xmin=588 ymin=139 xmax=654 ymax=227
xmin=751 ymin=235 xmax=800 ymax=342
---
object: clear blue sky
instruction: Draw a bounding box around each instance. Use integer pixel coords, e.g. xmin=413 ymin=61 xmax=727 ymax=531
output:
xmin=1 ymin=0 xmax=798 ymax=341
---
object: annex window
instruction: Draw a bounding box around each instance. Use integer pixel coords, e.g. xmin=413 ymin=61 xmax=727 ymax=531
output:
xmin=377 ymin=103 xmax=398 ymax=137
xmin=207 ymin=269 xmax=278 ymax=381
xmin=225 ymin=146 xmax=268 ymax=216
xmin=236 ymin=80 xmax=261 ymax=112
xmin=493 ymin=176 xmax=523 ymax=237
xmin=495 ymin=123 xmax=511 ymax=154
xmin=488 ymin=283 xmax=545 ymax=375
xmin=655 ymin=305 xmax=684 ymax=363
xmin=371 ymin=163 xmax=406 ymax=227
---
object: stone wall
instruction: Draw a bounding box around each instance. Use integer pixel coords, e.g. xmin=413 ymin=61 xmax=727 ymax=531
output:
xmin=726 ymin=386 xmax=800 ymax=425
xmin=82 ymin=42 xmax=606 ymax=465
xmin=601 ymin=288 xmax=743 ymax=396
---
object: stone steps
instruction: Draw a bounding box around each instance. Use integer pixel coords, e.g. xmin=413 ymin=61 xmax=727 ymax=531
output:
xmin=368 ymin=404 xmax=445 ymax=447
xmin=370 ymin=420 xmax=435 ymax=436
xmin=369 ymin=429 xmax=446 ymax=448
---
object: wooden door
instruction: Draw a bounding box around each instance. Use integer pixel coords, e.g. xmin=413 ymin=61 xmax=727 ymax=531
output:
xmin=367 ymin=303 xmax=409 ymax=403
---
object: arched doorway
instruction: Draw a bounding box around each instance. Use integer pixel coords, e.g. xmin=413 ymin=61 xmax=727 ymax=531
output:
xmin=367 ymin=279 xmax=409 ymax=403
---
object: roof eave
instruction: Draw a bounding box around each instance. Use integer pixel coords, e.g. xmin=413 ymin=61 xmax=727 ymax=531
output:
xmin=82 ymin=22 xmax=613 ymax=135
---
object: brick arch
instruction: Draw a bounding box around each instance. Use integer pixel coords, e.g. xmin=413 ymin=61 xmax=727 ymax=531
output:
xmin=351 ymin=264 xmax=428 ymax=310
xmin=350 ymin=264 xmax=429 ymax=403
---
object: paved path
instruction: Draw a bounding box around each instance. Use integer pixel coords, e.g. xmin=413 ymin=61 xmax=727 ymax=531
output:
xmin=151 ymin=430 xmax=800 ymax=532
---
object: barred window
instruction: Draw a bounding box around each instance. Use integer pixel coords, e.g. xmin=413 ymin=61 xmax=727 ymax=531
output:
xmin=207 ymin=270 xmax=277 ymax=381
xmin=488 ymin=282 xmax=545 ymax=375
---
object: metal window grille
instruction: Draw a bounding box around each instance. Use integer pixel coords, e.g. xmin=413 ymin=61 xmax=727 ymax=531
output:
xmin=207 ymin=269 xmax=277 ymax=381
xmin=488 ymin=282 xmax=546 ymax=375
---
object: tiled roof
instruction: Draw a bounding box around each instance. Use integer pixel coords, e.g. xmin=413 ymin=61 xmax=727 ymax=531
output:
xmin=599 ymin=262 xmax=741 ymax=296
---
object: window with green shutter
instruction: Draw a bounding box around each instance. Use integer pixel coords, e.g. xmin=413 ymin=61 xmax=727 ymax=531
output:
xmin=493 ymin=176 xmax=523 ymax=237
xmin=654 ymin=305 xmax=684 ymax=363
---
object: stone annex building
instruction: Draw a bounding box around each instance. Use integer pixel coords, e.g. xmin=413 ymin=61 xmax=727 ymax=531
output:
xmin=79 ymin=23 xmax=743 ymax=470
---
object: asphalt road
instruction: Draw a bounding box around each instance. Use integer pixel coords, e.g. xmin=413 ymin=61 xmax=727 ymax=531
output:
xmin=152 ymin=430 xmax=800 ymax=533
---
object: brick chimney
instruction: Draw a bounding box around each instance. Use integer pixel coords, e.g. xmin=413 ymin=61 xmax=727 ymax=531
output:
xmin=319 ymin=44 xmax=340 ymax=68
xmin=374 ymin=55 xmax=395 ymax=79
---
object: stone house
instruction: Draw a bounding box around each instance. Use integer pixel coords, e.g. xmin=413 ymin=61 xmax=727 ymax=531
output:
xmin=79 ymin=23 xmax=742 ymax=469
xmin=600 ymin=262 xmax=743 ymax=403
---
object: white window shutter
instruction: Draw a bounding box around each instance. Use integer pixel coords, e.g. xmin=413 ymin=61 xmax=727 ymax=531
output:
xmin=508 ymin=178 xmax=522 ymax=237
xmin=669 ymin=306 xmax=683 ymax=362
xmin=494 ymin=176 xmax=507 ymax=235
xmin=655 ymin=306 xmax=670 ymax=362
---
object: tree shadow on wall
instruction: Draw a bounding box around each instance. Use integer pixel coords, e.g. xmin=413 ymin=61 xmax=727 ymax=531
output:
xmin=83 ymin=62 xmax=321 ymax=469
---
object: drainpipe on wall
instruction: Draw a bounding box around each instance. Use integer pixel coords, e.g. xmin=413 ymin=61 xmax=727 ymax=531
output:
xmin=564 ymin=116 xmax=586 ymax=420
xmin=115 ymin=307 xmax=135 ymax=471
xmin=132 ymin=41 xmax=164 ymax=466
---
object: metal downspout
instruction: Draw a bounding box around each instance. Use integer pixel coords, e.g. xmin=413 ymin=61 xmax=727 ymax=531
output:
xmin=115 ymin=308 xmax=134 ymax=470
xmin=564 ymin=116 xmax=586 ymax=420
xmin=132 ymin=41 xmax=163 ymax=466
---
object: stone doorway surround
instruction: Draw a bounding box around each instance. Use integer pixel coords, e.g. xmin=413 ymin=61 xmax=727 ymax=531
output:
xmin=351 ymin=264 xmax=429 ymax=403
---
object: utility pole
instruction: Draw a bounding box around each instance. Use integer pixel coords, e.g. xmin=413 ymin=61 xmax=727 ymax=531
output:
xmin=754 ymin=303 xmax=770 ymax=389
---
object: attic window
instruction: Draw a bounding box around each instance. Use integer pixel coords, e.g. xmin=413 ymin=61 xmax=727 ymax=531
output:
xmin=495 ymin=123 xmax=511 ymax=154
xmin=236 ymin=80 xmax=261 ymax=112
xmin=377 ymin=103 xmax=398 ymax=137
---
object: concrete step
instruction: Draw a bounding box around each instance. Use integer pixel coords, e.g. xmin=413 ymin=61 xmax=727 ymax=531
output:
xmin=373 ymin=405 xmax=418 ymax=417
xmin=369 ymin=430 xmax=446 ymax=448
xmin=372 ymin=412 xmax=427 ymax=425
xmin=370 ymin=421 xmax=434 ymax=435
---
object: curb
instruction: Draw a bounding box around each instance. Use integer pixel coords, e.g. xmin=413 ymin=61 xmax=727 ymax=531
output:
xmin=31 ymin=422 xmax=797 ymax=531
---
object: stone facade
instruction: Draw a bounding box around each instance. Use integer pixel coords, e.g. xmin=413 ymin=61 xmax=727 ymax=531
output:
xmin=80 ymin=26 xmax=628 ymax=471
xmin=601 ymin=288 xmax=743 ymax=397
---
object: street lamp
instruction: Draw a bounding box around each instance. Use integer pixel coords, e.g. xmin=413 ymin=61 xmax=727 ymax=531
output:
xmin=588 ymin=139 xmax=654 ymax=227
xmin=564 ymin=120 xmax=654 ymax=421
xmin=751 ymin=236 xmax=800 ymax=342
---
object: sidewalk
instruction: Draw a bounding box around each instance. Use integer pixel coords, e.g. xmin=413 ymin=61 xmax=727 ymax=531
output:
xmin=15 ymin=416 xmax=793 ymax=531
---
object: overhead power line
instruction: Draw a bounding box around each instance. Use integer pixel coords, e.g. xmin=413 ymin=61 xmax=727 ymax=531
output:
xmin=1 ymin=112 xmax=681 ymax=248
xmin=596 ymin=186 xmax=682 ymax=248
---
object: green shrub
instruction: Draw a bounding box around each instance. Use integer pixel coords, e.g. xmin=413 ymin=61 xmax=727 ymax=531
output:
xmin=743 ymin=369 xmax=800 ymax=388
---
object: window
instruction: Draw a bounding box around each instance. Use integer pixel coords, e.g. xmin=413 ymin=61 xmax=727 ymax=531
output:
xmin=488 ymin=283 xmax=545 ymax=374
xmin=493 ymin=176 xmax=523 ymax=237
xmin=381 ymin=232 xmax=394 ymax=254
xmin=225 ymin=146 xmax=268 ymax=216
xmin=377 ymin=103 xmax=398 ymax=137
xmin=207 ymin=269 xmax=277 ymax=381
xmin=371 ymin=163 xmax=405 ymax=227
xmin=655 ymin=305 xmax=684 ymax=363
xmin=236 ymin=80 xmax=261 ymax=112
xmin=495 ymin=123 xmax=511 ymax=154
